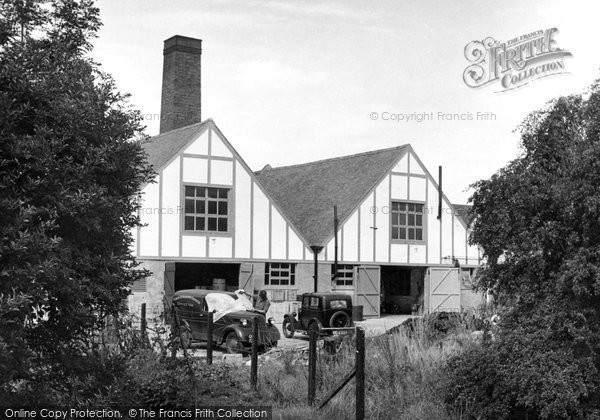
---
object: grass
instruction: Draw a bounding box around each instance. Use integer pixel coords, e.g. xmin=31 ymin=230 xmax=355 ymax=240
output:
xmin=255 ymin=318 xmax=481 ymax=420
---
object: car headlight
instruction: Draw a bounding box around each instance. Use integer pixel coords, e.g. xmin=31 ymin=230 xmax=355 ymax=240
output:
xmin=292 ymin=312 xmax=297 ymax=317
xmin=267 ymin=317 xmax=274 ymax=325
xmin=240 ymin=318 xmax=248 ymax=327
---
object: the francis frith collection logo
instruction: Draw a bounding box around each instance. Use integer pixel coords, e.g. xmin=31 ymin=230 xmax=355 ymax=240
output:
xmin=463 ymin=28 xmax=572 ymax=92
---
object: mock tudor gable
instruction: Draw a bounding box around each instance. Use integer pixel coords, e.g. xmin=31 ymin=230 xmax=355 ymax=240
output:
xmin=133 ymin=119 xmax=311 ymax=261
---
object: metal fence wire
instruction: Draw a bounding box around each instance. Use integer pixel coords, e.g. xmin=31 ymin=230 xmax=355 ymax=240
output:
xmin=308 ymin=327 xmax=365 ymax=420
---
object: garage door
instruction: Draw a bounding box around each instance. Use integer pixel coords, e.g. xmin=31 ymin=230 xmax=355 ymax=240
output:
xmin=426 ymin=267 xmax=460 ymax=312
xmin=356 ymin=266 xmax=380 ymax=318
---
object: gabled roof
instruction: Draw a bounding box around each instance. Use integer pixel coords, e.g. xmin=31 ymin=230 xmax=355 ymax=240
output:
xmin=141 ymin=120 xmax=211 ymax=170
xmin=453 ymin=204 xmax=472 ymax=226
xmin=256 ymin=145 xmax=409 ymax=246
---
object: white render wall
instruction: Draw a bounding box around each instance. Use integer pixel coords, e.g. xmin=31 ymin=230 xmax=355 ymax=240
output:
xmin=135 ymin=124 xmax=479 ymax=266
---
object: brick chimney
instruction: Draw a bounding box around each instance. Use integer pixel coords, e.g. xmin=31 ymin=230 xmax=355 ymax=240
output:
xmin=159 ymin=35 xmax=202 ymax=134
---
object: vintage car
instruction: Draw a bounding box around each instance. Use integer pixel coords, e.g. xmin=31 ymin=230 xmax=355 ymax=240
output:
xmin=171 ymin=289 xmax=280 ymax=353
xmin=282 ymin=293 xmax=353 ymax=338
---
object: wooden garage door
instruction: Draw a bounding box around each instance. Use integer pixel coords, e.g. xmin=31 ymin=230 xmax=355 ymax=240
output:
xmin=356 ymin=266 xmax=380 ymax=318
xmin=164 ymin=262 xmax=176 ymax=306
xmin=426 ymin=267 xmax=460 ymax=313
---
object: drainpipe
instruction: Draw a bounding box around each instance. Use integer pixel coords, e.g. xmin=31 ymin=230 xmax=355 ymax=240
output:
xmin=333 ymin=205 xmax=339 ymax=280
xmin=310 ymin=246 xmax=324 ymax=293
xmin=437 ymin=165 xmax=443 ymax=220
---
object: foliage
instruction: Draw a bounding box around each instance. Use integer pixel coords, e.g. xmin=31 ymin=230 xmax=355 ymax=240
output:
xmin=0 ymin=0 xmax=153 ymax=397
xmin=447 ymin=80 xmax=600 ymax=418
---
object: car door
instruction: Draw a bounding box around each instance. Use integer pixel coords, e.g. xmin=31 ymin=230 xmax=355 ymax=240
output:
xmin=300 ymin=296 xmax=321 ymax=330
xmin=188 ymin=297 xmax=207 ymax=341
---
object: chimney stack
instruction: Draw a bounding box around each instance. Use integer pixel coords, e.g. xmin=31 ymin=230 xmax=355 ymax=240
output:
xmin=159 ymin=35 xmax=202 ymax=134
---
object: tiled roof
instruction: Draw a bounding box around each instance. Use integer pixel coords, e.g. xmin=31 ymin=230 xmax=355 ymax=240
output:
xmin=141 ymin=120 xmax=210 ymax=170
xmin=256 ymin=145 xmax=409 ymax=246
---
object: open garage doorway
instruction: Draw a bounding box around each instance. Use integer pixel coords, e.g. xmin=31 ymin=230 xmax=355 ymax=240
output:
xmin=174 ymin=262 xmax=240 ymax=292
xmin=380 ymin=266 xmax=425 ymax=315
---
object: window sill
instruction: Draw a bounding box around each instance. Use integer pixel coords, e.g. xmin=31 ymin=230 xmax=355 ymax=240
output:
xmin=391 ymin=239 xmax=426 ymax=245
xmin=182 ymin=231 xmax=233 ymax=237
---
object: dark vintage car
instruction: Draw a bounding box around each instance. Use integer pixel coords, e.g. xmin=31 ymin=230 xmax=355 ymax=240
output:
xmin=171 ymin=289 xmax=280 ymax=353
xmin=282 ymin=293 xmax=353 ymax=338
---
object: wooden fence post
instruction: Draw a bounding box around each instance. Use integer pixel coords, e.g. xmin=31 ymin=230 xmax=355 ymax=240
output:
xmin=140 ymin=303 xmax=147 ymax=342
xmin=356 ymin=327 xmax=365 ymax=420
xmin=251 ymin=320 xmax=259 ymax=389
xmin=207 ymin=311 xmax=213 ymax=365
xmin=308 ymin=328 xmax=317 ymax=405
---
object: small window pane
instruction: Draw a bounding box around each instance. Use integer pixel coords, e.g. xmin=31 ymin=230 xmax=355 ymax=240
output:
xmin=392 ymin=213 xmax=399 ymax=225
xmin=208 ymin=188 xmax=218 ymax=198
xmin=208 ymin=217 xmax=217 ymax=231
xmin=185 ymin=216 xmax=194 ymax=230
xmin=408 ymin=228 xmax=415 ymax=240
xmin=392 ymin=202 xmax=399 ymax=211
xmin=400 ymin=229 xmax=406 ymax=240
xmin=196 ymin=217 xmax=205 ymax=230
xmin=416 ymin=204 xmax=424 ymax=214
xmin=219 ymin=188 xmax=228 ymax=199
xmin=408 ymin=203 xmax=415 ymax=212
xmin=416 ymin=214 xmax=422 ymax=226
xmin=400 ymin=214 xmax=406 ymax=225
xmin=408 ymin=214 xmax=415 ymax=226
xmin=198 ymin=187 xmax=206 ymax=197
xmin=416 ymin=229 xmax=423 ymax=240
xmin=218 ymin=202 xmax=227 ymax=215
xmin=185 ymin=186 xmax=194 ymax=197
xmin=185 ymin=199 xmax=194 ymax=213
xmin=218 ymin=218 xmax=227 ymax=232
xmin=197 ymin=200 xmax=205 ymax=214
xmin=392 ymin=228 xmax=398 ymax=240
xmin=208 ymin=201 xmax=217 ymax=214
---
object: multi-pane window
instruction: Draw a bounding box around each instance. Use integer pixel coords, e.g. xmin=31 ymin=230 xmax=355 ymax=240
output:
xmin=391 ymin=202 xmax=424 ymax=241
xmin=184 ymin=186 xmax=229 ymax=232
xmin=332 ymin=264 xmax=354 ymax=286
xmin=265 ymin=263 xmax=296 ymax=286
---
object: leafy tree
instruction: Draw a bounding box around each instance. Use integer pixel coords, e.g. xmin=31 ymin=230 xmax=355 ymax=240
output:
xmin=0 ymin=0 xmax=152 ymax=398
xmin=447 ymin=82 xmax=600 ymax=418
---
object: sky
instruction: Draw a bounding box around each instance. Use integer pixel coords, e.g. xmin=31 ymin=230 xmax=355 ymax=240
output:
xmin=93 ymin=0 xmax=600 ymax=204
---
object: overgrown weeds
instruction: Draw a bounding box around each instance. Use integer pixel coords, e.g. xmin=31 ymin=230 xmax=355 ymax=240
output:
xmin=258 ymin=314 xmax=485 ymax=419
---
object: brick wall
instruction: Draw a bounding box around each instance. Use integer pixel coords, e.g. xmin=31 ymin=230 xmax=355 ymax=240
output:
xmin=160 ymin=36 xmax=202 ymax=133
xmin=237 ymin=261 xmax=334 ymax=322
xmin=128 ymin=259 xmax=166 ymax=320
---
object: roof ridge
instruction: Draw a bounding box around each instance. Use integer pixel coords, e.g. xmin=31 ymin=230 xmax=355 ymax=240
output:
xmin=259 ymin=144 xmax=409 ymax=172
xmin=142 ymin=118 xmax=212 ymax=143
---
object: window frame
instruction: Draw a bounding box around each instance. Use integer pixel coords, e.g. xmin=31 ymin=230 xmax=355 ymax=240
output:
xmin=181 ymin=183 xmax=233 ymax=237
xmin=264 ymin=262 xmax=296 ymax=286
xmin=390 ymin=200 xmax=427 ymax=245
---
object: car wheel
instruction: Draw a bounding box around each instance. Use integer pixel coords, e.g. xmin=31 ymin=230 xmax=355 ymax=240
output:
xmin=282 ymin=318 xmax=295 ymax=338
xmin=225 ymin=331 xmax=243 ymax=354
xmin=329 ymin=311 xmax=351 ymax=328
xmin=178 ymin=326 xmax=192 ymax=349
